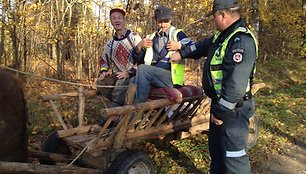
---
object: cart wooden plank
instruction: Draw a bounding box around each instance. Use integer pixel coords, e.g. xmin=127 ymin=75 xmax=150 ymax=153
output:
xmin=0 ymin=161 xmax=103 ymax=174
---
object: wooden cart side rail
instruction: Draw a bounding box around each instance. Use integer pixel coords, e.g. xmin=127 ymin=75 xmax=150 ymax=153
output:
xmin=125 ymin=114 xmax=210 ymax=141
xmin=57 ymin=125 xmax=101 ymax=138
xmin=29 ymin=150 xmax=74 ymax=163
xmin=90 ymin=97 xmax=208 ymax=150
xmin=89 ymin=113 xmax=210 ymax=150
xmin=100 ymin=99 xmax=171 ymax=116
xmin=0 ymin=161 xmax=103 ymax=174
xmin=62 ymin=95 xmax=208 ymax=151
xmin=175 ymin=96 xmax=205 ymax=121
xmin=100 ymin=94 xmax=206 ymax=117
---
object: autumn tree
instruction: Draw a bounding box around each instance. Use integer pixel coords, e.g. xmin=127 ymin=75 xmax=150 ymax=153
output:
xmin=0 ymin=0 xmax=304 ymax=82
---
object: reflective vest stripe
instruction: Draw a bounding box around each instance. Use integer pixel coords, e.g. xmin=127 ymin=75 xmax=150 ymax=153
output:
xmin=144 ymin=26 xmax=185 ymax=86
xmin=210 ymin=27 xmax=258 ymax=97
xmin=100 ymin=67 xmax=108 ymax=71
xmin=144 ymin=33 xmax=155 ymax=65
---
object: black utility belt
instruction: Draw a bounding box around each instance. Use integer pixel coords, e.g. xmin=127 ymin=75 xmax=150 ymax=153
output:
xmin=243 ymin=91 xmax=253 ymax=100
xmin=237 ymin=91 xmax=253 ymax=108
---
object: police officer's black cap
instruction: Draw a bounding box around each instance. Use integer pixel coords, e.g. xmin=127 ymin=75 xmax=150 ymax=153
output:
xmin=206 ymin=0 xmax=240 ymax=17
xmin=154 ymin=6 xmax=173 ymax=20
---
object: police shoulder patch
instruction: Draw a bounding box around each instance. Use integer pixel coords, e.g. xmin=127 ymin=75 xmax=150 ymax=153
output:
xmin=232 ymin=48 xmax=244 ymax=63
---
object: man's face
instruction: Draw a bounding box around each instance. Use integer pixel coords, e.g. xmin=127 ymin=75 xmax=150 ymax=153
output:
xmin=214 ymin=11 xmax=228 ymax=32
xmin=110 ymin=12 xmax=125 ymax=31
xmin=156 ymin=19 xmax=171 ymax=32
xmin=213 ymin=11 xmax=225 ymax=31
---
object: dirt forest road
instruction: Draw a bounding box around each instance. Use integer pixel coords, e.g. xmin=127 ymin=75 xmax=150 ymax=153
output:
xmin=253 ymin=144 xmax=306 ymax=174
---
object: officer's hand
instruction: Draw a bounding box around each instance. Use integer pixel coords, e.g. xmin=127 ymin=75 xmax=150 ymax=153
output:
xmin=98 ymin=71 xmax=110 ymax=81
xmin=116 ymin=71 xmax=129 ymax=79
xmin=211 ymin=114 xmax=223 ymax=125
xmin=166 ymin=41 xmax=181 ymax=51
xmin=170 ymin=52 xmax=182 ymax=63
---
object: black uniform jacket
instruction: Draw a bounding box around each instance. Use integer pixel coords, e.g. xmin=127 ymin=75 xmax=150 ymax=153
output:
xmin=179 ymin=18 xmax=257 ymax=119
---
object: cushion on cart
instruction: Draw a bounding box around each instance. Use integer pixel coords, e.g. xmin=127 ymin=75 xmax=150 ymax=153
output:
xmin=149 ymin=87 xmax=182 ymax=103
xmin=177 ymin=85 xmax=203 ymax=98
xmin=149 ymin=85 xmax=203 ymax=102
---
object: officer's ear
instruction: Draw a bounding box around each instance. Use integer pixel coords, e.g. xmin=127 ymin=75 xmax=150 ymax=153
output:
xmin=220 ymin=11 xmax=227 ymax=20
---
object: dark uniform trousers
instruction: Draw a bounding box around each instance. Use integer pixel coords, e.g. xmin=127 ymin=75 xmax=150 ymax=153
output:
xmin=96 ymin=74 xmax=130 ymax=107
xmin=208 ymin=99 xmax=255 ymax=174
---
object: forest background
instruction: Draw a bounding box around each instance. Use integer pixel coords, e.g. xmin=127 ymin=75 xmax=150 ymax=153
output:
xmin=0 ymin=0 xmax=304 ymax=77
xmin=0 ymin=0 xmax=305 ymax=173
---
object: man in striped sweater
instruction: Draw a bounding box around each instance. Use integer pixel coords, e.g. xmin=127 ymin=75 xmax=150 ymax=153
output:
xmin=96 ymin=6 xmax=142 ymax=108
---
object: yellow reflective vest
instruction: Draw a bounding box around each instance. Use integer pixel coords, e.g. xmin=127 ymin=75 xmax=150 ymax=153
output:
xmin=144 ymin=26 xmax=185 ymax=86
xmin=211 ymin=27 xmax=258 ymax=97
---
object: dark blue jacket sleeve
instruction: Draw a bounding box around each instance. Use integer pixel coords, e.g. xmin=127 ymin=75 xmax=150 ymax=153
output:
xmin=177 ymin=31 xmax=194 ymax=46
xmin=179 ymin=36 xmax=213 ymax=59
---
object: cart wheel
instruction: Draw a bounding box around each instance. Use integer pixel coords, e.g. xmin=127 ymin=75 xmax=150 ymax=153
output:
xmin=40 ymin=131 xmax=71 ymax=165
xmin=106 ymin=150 xmax=155 ymax=174
xmin=247 ymin=114 xmax=259 ymax=149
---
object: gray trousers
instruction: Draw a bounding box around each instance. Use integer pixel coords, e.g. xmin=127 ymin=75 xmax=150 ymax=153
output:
xmin=96 ymin=75 xmax=130 ymax=107
xmin=208 ymin=99 xmax=255 ymax=174
xmin=132 ymin=64 xmax=173 ymax=103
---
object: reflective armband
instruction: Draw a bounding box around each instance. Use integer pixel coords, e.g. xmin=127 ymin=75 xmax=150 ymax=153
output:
xmin=218 ymin=98 xmax=237 ymax=110
xmin=226 ymin=149 xmax=246 ymax=157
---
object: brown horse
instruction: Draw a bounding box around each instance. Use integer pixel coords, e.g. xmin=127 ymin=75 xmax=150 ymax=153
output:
xmin=0 ymin=69 xmax=28 ymax=162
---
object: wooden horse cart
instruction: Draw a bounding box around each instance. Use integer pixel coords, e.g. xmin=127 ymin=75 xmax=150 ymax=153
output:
xmin=0 ymin=83 xmax=264 ymax=174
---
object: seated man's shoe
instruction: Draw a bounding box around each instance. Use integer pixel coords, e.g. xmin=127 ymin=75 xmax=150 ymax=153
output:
xmin=97 ymin=117 xmax=107 ymax=127
xmin=97 ymin=117 xmax=117 ymax=128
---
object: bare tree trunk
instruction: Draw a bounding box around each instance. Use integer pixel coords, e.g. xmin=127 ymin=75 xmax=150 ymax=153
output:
xmin=249 ymin=0 xmax=260 ymax=39
xmin=21 ymin=1 xmax=27 ymax=71
xmin=303 ymin=0 xmax=306 ymax=58
xmin=76 ymin=3 xmax=89 ymax=80
xmin=0 ymin=5 xmax=6 ymax=64
xmin=77 ymin=36 xmax=83 ymax=79
xmin=23 ymin=18 xmax=27 ymax=70
xmin=4 ymin=0 xmax=20 ymax=69
xmin=11 ymin=14 xmax=19 ymax=69
xmin=56 ymin=41 xmax=62 ymax=79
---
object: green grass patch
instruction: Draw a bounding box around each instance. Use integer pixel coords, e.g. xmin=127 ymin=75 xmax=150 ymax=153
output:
xmin=250 ymin=58 xmax=305 ymax=170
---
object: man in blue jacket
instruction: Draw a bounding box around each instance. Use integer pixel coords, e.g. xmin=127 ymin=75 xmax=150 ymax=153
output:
xmin=132 ymin=5 xmax=193 ymax=103
xmin=171 ymin=0 xmax=258 ymax=173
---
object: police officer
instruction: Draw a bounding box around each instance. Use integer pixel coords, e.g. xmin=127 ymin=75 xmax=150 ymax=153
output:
xmin=170 ymin=0 xmax=258 ymax=173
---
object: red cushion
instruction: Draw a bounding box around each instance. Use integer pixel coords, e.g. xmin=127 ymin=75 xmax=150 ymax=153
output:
xmin=177 ymin=85 xmax=203 ymax=98
xmin=149 ymin=87 xmax=182 ymax=103
xmin=149 ymin=85 xmax=203 ymax=102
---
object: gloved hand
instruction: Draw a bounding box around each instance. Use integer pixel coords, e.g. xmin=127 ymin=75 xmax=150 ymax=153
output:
xmin=211 ymin=102 xmax=236 ymax=121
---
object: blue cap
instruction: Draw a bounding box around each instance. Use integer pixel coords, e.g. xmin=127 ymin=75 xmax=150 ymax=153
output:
xmin=154 ymin=6 xmax=173 ymax=20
